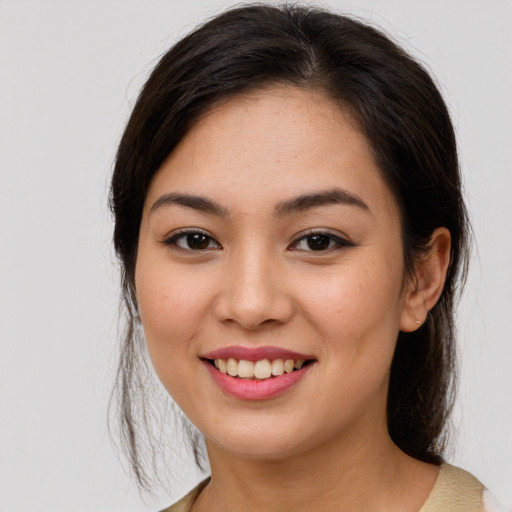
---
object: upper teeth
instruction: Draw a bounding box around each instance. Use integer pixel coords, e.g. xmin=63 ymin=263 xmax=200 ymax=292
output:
xmin=214 ymin=358 xmax=305 ymax=379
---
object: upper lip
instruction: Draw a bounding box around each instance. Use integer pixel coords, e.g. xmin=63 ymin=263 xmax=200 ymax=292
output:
xmin=201 ymin=345 xmax=315 ymax=361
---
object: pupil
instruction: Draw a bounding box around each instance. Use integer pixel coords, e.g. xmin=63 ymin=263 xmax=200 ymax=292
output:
xmin=187 ymin=233 xmax=209 ymax=249
xmin=307 ymin=235 xmax=330 ymax=250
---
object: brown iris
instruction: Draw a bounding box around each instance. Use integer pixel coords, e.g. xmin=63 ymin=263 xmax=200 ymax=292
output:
xmin=307 ymin=234 xmax=331 ymax=250
xmin=187 ymin=233 xmax=210 ymax=250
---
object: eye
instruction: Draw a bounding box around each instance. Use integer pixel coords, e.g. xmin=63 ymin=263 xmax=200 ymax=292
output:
xmin=164 ymin=230 xmax=221 ymax=251
xmin=290 ymin=231 xmax=353 ymax=252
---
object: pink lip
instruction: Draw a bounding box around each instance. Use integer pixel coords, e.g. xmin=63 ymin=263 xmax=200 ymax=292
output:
xmin=202 ymin=345 xmax=314 ymax=361
xmin=202 ymin=360 xmax=315 ymax=400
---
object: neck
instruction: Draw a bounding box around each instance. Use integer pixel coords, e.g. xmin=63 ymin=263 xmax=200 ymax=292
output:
xmin=193 ymin=422 xmax=438 ymax=512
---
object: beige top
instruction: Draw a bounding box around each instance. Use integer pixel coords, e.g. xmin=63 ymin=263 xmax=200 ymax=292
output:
xmin=161 ymin=463 xmax=484 ymax=512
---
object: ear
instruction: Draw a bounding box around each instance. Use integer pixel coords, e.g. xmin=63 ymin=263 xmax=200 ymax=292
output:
xmin=400 ymin=227 xmax=451 ymax=332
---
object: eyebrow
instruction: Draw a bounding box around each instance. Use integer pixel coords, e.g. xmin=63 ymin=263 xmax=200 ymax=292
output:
xmin=275 ymin=187 xmax=369 ymax=217
xmin=149 ymin=193 xmax=229 ymax=217
xmin=149 ymin=187 xmax=368 ymax=218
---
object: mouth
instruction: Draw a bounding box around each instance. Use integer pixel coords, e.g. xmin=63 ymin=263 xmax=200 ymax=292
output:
xmin=203 ymin=357 xmax=315 ymax=380
xmin=200 ymin=346 xmax=317 ymax=400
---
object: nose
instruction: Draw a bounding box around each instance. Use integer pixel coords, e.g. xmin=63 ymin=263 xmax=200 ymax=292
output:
xmin=213 ymin=246 xmax=294 ymax=330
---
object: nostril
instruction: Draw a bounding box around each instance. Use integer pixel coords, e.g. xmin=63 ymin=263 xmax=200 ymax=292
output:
xmin=213 ymin=276 xmax=295 ymax=330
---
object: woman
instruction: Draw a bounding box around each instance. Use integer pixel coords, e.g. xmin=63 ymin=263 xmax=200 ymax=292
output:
xmin=110 ymin=4 xmax=492 ymax=510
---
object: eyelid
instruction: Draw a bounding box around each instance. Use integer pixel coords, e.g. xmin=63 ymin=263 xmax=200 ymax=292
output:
xmin=289 ymin=228 xmax=354 ymax=251
xmin=161 ymin=227 xmax=352 ymax=252
xmin=162 ymin=228 xmax=222 ymax=251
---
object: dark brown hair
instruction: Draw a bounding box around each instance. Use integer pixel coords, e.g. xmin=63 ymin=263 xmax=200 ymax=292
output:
xmin=110 ymin=3 xmax=469 ymax=490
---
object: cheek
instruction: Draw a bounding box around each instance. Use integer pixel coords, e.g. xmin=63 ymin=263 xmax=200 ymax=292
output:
xmin=297 ymin=256 xmax=404 ymax=367
xmin=304 ymin=263 xmax=402 ymax=328
xmin=134 ymin=258 xmax=214 ymax=371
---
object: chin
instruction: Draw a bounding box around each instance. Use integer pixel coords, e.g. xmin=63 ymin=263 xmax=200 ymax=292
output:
xmin=213 ymin=437 xmax=303 ymax=460
xmin=203 ymin=418 xmax=321 ymax=461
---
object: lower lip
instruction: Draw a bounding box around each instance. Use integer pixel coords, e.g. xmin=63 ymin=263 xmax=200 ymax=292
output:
xmin=203 ymin=360 xmax=315 ymax=400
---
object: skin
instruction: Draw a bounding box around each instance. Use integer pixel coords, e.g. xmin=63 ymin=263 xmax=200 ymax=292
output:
xmin=135 ymin=86 xmax=451 ymax=511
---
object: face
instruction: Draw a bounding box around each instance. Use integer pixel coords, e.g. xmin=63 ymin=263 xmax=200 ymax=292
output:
xmin=135 ymin=86 xmax=412 ymax=460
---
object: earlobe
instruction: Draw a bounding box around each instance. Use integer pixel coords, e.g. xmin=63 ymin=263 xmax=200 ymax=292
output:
xmin=400 ymin=227 xmax=451 ymax=332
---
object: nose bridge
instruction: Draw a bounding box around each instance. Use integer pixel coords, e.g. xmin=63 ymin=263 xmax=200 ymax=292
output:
xmin=216 ymin=241 xmax=292 ymax=329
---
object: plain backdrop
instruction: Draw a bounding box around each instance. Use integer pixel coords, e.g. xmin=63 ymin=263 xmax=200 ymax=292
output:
xmin=1 ymin=0 xmax=511 ymax=510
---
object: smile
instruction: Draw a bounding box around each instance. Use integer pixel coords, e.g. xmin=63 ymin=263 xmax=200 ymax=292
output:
xmin=211 ymin=358 xmax=308 ymax=380
xmin=201 ymin=346 xmax=316 ymax=400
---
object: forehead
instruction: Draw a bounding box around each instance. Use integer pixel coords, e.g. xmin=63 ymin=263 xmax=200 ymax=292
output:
xmin=145 ymin=86 xmax=398 ymax=219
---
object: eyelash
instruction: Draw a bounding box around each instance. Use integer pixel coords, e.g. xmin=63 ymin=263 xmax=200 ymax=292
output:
xmin=290 ymin=229 xmax=354 ymax=252
xmin=163 ymin=229 xmax=221 ymax=252
xmin=163 ymin=229 xmax=354 ymax=253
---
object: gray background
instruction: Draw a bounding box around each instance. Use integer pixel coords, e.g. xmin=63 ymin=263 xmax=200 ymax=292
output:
xmin=1 ymin=0 xmax=511 ymax=510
